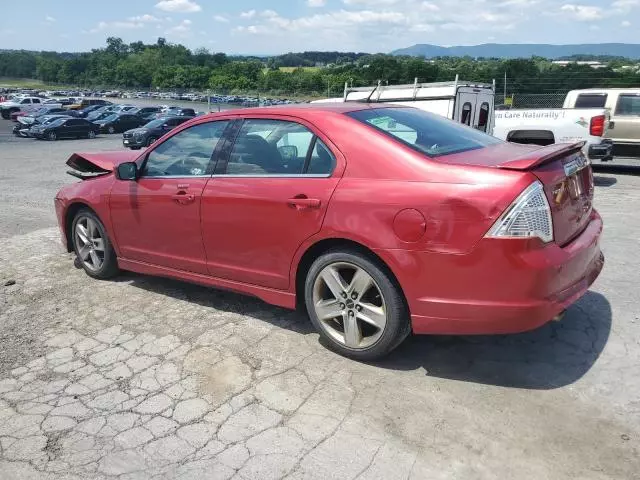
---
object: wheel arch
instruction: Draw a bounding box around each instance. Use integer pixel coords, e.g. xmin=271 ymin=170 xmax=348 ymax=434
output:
xmin=294 ymin=237 xmax=409 ymax=313
xmin=63 ymin=202 xmax=98 ymax=252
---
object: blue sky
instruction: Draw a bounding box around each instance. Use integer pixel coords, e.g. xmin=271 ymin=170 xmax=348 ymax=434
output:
xmin=1 ymin=0 xmax=639 ymax=54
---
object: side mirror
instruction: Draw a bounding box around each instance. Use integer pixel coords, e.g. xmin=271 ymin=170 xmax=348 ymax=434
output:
xmin=116 ymin=162 xmax=137 ymax=181
xmin=278 ymin=145 xmax=298 ymax=161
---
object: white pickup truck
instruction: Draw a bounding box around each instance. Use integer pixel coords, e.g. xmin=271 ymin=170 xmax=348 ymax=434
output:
xmin=493 ymin=106 xmax=613 ymax=162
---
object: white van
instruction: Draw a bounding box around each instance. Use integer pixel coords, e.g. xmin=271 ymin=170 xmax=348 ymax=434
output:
xmin=312 ymin=76 xmax=496 ymax=134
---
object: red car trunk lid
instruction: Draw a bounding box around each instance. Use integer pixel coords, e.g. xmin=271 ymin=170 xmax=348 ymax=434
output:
xmin=442 ymin=142 xmax=594 ymax=246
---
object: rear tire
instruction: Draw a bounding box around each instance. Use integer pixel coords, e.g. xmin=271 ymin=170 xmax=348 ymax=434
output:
xmin=71 ymin=209 xmax=119 ymax=280
xmin=304 ymin=250 xmax=409 ymax=360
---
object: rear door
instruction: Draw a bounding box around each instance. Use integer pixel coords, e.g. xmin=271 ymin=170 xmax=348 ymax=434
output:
xmin=201 ymin=116 xmax=343 ymax=289
xmin=455 ymin=89 xmax=476 ymax=127
xmin=609 ymin=92 xmax=640 ymax=145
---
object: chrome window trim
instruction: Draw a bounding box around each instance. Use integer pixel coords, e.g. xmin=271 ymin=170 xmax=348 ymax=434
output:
xmin=212 ymin=173 xmax=332 ymax=179
xmin=138 ymin=175 xmax=212 ymax=179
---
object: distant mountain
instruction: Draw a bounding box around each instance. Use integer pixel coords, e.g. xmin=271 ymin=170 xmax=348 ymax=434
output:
xmin=391 ymin=43 xmax=640 ymax=60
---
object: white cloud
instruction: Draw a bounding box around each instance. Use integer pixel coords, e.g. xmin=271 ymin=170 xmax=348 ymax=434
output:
xmin=165 ymin=19 xmax=193 ymax=37
xmin=128 ymin=14 xmax=162 ymax=23
xmin=307 ymin=0 xmax=326 ymax=6
xmin=90 ymin=21 xmax=144 ymax=33
xmin=213 ymin=15 xmax=229 ymax=23
xmin=612 ymin=0 xmax=639 ymax=9
xmin=45 ymin=15 xmax=56 ymax=23
xmin=621 ymin=19 xmax=631 ymax=26
xmin=240 ymin=10 xmax=257 ymax=18
xmin=343 ymin=0 xmax=401 ymax=4
xmin=560 ymin=4 xmax=602 ymax=21
xmin=155 ymin=0 xmax=201 ymax=13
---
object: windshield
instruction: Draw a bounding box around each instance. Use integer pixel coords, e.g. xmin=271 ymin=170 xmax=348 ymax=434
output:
xmin=101 ymin=114 xmax=118 ymax=122
xmin=347 ymin=107 xmax=502 ymax=157
xmin=144 ymin=118 xmax=166 ymax=128
xmin=47 ymin=118 xmax=66 ymax=127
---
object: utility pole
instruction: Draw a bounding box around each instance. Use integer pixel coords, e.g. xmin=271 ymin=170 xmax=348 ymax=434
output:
xmin=504 ymin=71 xmax=507 ymax=104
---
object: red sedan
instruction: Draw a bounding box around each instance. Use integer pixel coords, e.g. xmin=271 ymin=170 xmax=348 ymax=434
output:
xmin=55 ymin=104 xmax=604 ymax=360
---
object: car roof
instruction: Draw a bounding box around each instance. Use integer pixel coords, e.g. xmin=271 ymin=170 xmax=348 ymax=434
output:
xmin=199 ymin=102 xmax=395 ymax=121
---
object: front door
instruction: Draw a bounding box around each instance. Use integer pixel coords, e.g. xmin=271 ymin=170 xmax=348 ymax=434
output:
xmin=455 ymin=91 xmax=477 ymax=127
xmin=610 ymin=93 xmax=640 ymax=145
xmin=110 ymin=119 xmax=229 ymax=274
xmin=201 ymin=117 xmax=342 ymax=290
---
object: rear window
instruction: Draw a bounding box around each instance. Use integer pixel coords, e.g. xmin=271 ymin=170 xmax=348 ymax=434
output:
xmin=347 ymin=107 xmax=502 ymax=157
xmin=575 ymin=93 xmax=607 ymax=108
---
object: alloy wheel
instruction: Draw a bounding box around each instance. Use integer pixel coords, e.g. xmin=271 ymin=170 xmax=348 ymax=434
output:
xmin=48 ymin=132 xmax=56 ymax=141
xmin=88 ymin=130 xmax=96 ymax=139
xmin=312 ymin=262 xmax=387 ymax=350
xmin=75 ymin=216 xmax=105 ymax=272
xmin=108 ymin=126 xmax=115 ymax=134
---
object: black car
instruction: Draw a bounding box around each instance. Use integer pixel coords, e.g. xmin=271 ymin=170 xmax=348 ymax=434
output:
xmin=131 ymin=106 xmax=162 ymax=122
xmin=12 ymin=114 xmax=74 ymax=137
xmin=122 ymin=116 xmax=193 ymax=149
xmin=93 ymin=113 xmax=144 ymax=134
xmin=30 ymin=118 xmax=99 ymax=141
xmin=77 ymin=105 xmax=104 ymax=118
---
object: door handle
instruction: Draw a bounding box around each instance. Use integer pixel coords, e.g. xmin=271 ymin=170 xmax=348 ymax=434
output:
xmin=172 ymin=192 xmax=195 ymax=204
xmin=287 ymin=197 xmax=321 ymax=210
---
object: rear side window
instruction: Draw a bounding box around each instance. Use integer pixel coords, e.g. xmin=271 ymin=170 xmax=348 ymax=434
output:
xmin=575 ymin=94 xmax=607 ymax=108
xmin=461 ymin=102 xmax=472 ymax=126
xmin=347 ymin=107 xmax=502 ymax=157
xmin=615 ymin=94 xmax=640 ymax=116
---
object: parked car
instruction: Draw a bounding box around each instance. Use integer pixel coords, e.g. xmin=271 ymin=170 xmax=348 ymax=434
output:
xmin=122 ymin=116 xmax=193 ymax=149
xmin=86 ymin=106 xmax=119 ymax=121
xmin=13 ymin=114 xmax=73 ymax=137
xmin=56 ymin=104 xmax=604 ymax=360
xmin=68 ymin=98 xmax=112 ymax=110
xmin=31 ymin=117 xmax=99 ymax=140
xmin=1 ymin=96 xmax=46 ymax=119
xmin=77 ymin=105 xmax=105 ymax=118
xmin=93 ymin=113 xmax=144 ymax=134
xmin=493 ymin=102 xmax=613 ymax=162
xmin=564 ymin=88 xmax=640 ymax=155
xmin=17 ymin=106 xmax=75 ymax=124
xmin=157 ymin=107 xmax=196 ymax=118
xmin=130 ymin=106 xmax=162 ymax=122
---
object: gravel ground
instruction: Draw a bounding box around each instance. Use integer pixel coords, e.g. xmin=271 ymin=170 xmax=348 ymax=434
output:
xmin=0 ymin=119 xmax=639 ymax=480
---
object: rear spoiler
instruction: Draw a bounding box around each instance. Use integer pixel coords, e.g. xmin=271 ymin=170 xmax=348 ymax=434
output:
xmin=497 ymin=142 xmax=586 ymax=171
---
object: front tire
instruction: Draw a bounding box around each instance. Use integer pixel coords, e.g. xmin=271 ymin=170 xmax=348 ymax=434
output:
xmin=48 ymin=131 xmax=57 ymax=141
xmin=108 ymin=126 xmax=115 ymax=134
xmin=88 ymin=130 xmax=96 ymax=139
xmin=147 ymin=137 xmax=157 ymax=147
xmin=71 ymin=209 xmax=119 ymax=280
xmin=304 ymin=250 xmax=409 ymax=360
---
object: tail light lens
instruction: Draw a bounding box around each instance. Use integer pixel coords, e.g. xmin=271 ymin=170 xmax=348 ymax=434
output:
xmin=590 ymin=115 xmax=605 ymax=137
xmin=485 ymin=181 xmax=553 ymax=243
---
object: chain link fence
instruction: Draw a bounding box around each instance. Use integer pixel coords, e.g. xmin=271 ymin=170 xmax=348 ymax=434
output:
xmin=506 ymin=92 xmax=568 ymax=109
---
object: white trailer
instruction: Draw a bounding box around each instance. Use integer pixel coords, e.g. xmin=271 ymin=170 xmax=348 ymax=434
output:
xmin=312 ymin=76 xmax=496 ymax=134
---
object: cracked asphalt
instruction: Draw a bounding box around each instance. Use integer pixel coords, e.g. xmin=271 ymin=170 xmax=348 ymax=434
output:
xmin=1 ymin=122 xmax=639 ymax=479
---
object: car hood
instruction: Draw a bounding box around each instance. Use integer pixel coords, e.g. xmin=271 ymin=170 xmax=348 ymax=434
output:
xmin=66 ymin=150 xmax=140 ymax=174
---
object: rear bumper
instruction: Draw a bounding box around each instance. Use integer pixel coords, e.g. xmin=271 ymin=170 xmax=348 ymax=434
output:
xmin=588 ymin=140 xmax=613 ymax=161
xmin=377 ymin=210 xmax=604 ymax=335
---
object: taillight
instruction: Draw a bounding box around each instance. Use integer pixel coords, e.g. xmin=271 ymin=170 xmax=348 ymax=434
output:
xmin=485 ymin=181 xmax=553 ymax=243
xmin=590 ymin=115 xmax=605 ymax=137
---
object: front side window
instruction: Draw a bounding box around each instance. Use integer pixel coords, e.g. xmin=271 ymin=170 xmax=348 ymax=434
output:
xmin=225 ymin=119 xmax=316 ymax=175
xmin=615 ymin=94 xmax=640 ymax=116
xmin=142 ymin=121 xmax=228 ymax=177
xmin=347 ymin=107 xmax=502 ymax=157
